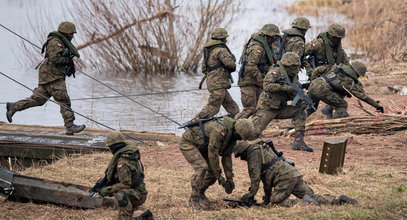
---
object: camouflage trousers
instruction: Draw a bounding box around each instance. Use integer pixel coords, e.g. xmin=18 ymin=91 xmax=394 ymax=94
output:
xmin=308 ymin=82 xmax=349 ymax=118
xmin=178 ymin=129 xmax=217 ymax=197
xmin=14 ymin=79 xmax=75 ymax=127
xmin=251 ymin=93 xmax=306 ymax=137
xmin=114 ymin=189 xmax=147 ymax=220
xmin=193 ymin=88 xmax=239 ymax=121
xmin=235 ymin=85 xmax=262 ymax=119
xmin=269 ymin=176 xmax=339 ymax=206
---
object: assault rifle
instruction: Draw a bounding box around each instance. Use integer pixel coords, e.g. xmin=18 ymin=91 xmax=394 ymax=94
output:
xmin=178 ymin=114 xmax=230 ymax=129
xmin=61 ymin=48 xmax=76 ymax=78
xmin=238 ymin=55 xmax=247 ymax=79
xmin=89 ymin=176 xmax=108 ymax=197
xmin=223 ymin=198 xmax=261 ymax=207
xmin=277 ymin=77 xmax=317 ymax=112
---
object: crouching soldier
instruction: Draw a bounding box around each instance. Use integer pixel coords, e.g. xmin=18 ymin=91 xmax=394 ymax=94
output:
xmin=234 ymin=140 xmax=358 ymax=207
xmin=307 ymin=61 xmax=384 ymax=118
xmin=179 ymin=117 xmax=256 ymax=210
xmin=99 ymin=131 xmax=152 ymax=220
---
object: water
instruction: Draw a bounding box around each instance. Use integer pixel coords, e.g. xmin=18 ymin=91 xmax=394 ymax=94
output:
xmin=0 ymin=0 xmax=349 ymax=135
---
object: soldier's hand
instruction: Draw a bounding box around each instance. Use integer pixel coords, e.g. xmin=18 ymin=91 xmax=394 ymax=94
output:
xmin=223 ymin=178 xmax=235 ymax=194
xmin=99 ymin=187 xmax=109 ymax=197
xmin=376 ymin=106 xmax=384 ymax=113
xmin=240 ymin=193 xmax=255 ymax=206
xmin=217 ymin=176 xmax=226 ymax=186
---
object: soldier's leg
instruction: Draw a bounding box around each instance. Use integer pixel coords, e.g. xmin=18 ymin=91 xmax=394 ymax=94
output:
xmin=276 ymin=106 xmax=313 ymax=152
xmin=179 ymin=135 xmax=209 ymax=210
xmin=306 ymin=92 xmax=321 ymax=116
xmin=235 ymin=86 xmax=259 ymax=119
xmin=249 ymin=92 xmax=278 ymax=137
xmin=269 ymin=176 xmax=299 ymax=207
xmin=199 ymin=169 xmax=217 ymax=208
xmin=48 ymin=80 xmax=75 ymax=127
xmin=14 ymin=85 xmax=50 ymax=111
xmin=193 ymin=89 xmax=224 ymax=121
xmin=117 ymin=189 xmax=148 ymax=220
xmin=320 ymin=92 xmax=348 ymax=119
xmin=222 ymin=90 xmax=240 ymax=117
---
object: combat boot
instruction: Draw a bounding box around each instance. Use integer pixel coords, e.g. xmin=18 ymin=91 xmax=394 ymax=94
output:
xmin=66 ymin=124 xmax=86 ymax=135
xmin=188 ymin=196 xmax=204 ymax=210
xmin=198 ymin=189 xmax=211 ymax=210
xmin=321 ymin=105 xmax=333 ymax=119
xmin=6 ymin=102 xmax=17 ymax=123
xmin=338 ymin=195 xmax=358 ymax=205
xmin=292 ymin=131 xmax=313 ymax=152
xmin=132 ymin=209 xmax=154 ymax=220
xmin=302 ymin=195 xmax=320 ymax=206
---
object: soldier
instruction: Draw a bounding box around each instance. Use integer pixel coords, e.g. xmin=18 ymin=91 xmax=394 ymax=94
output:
xmin=193 ymin=28 xmax=239 ymax=121
xmin=250 ymin=52 xmax=313 ymax=152
xmin=234 ymin=140 xmax=358 ymax=207
xmin=235 ymin=24 xmax=281 ymax=119
xmin=98 ymin=131 xmax=152 ymax=220
xmin=280 ymin=17 xmax=311 ymax=67
xmin=305 ymin=23 xmax=349 ymax=81
xmin=179 ymin=117 xmax=255 ymax=210
xmin=307 ymin=61 xmax=384 ymax=118
xmin=5 ymin=21 xmax=85 ymax=135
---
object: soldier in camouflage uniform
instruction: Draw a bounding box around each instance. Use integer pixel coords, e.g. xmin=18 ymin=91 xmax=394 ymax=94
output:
xmin=235 ymin=24 xmax=281 ymax=119
xmin=99 ymin=131 xmax=152 ymax=220
xmin=234 ymin=140 xmax=358 ymax=206
xmin=193 ymin=28 xmax=239 ymax=121
xmin=280 ymin=17 xmax=311 ymax=67
xmin=307 ymin=61 xmax=384 ymax=118
xmin=250 ymin=52 xmax=313 ymax=152
xmin=6 ymin=21 xmax=85 ymax=135
xmin=305 ymin=23 xmax=349 ymax=80
xmin=178 ymin=117 xmax=255 ymax=210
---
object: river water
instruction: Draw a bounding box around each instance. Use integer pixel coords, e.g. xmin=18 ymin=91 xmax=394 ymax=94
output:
xmin=0 ymin=0 xmax=347 ymax=135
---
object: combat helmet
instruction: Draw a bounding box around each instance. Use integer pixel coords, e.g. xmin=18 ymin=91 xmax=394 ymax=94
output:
xmin=260 ymin=24 xmax=281 ymax=37
xmin=235 ymin=119 xmax=255 ymax=140
xmin=211 ymin=28 xmax=228 ymax=39
xmin=280 ymin=52 xmax=301 ymax=66
xmin=234 ymin=141 xmax=251 ymax=158
xmin=328 ymin=23 xmax=345 ymax=38
xmin=350 ymin=61 xmax=367 ymax=77
xmin=58 ymin=21 xmax=77 ymax=34
xmin=105 ymin=131 xmax=126 ymax=147
xmin=292 ymin=17 xmax=311 ymax=30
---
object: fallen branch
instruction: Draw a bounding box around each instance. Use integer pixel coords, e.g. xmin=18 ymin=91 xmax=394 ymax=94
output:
xmin=76 ymin=7 xmax=178 ymax=50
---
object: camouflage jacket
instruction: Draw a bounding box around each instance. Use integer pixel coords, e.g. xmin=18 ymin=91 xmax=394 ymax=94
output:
xmin=281 ymin=28 xmax=306 ymax=62
xmin=238 ymin=33 xmax=279 ymax=87
xmin=305 ymin=32 xmax=349 ymax=77
xmin=310 ymin=66 xmax=381 ymax=108
xmin=38 ymin=36 xmax=71 ymax=85
xmin=103 ymin=144 xmax=148 ymax=196
xmin=260 ymin=65 xmax=300 ymax=109
xmin=245 ymin=143 xmax=301 ymax=197
xmin=181 ymin=117 xmax=238 ymax=179
xmin=202 ymin=40 xmax=236 ymax=92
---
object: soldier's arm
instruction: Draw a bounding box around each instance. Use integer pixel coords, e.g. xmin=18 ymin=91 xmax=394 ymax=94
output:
xmin=247 ymin=148 xmax=262 ymax=197
xmin=342 ymin=50 xmax=350 ymax=65
xmin=347 ymin=80 xmax=381 ymax=108
xmin=245 ymin=46 xmax=265 ymax=86
xmin=47 ymin=39 xmax=69 ymax=65
xmin=207 ymin=129 xmax=226 ymax=179
xmin=221 ymin=153 xmax=234 ymax=180
xmin=304 ymin=39 xmax=318 ymax=56
xmin=217 ymin=48 xmax=236 ymax=72
xmin=104 ymin=158 xmax=133 ymax=195
xmin=263 ymin=71 xmax=293 ymax=94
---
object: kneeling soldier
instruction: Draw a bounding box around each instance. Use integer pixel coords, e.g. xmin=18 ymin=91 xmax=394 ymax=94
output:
xmin=99 ymin=131 xmax=152 ymax=220
xmin=234 ymin=140 xmax=358 ymax=207
xmin=179 ymin=117 xmax=255 ymax=210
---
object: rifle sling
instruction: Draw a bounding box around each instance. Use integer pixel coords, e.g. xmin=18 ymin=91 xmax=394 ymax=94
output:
xmin=262 ymin=157 xmax=284 ymax=171
xmin=322 ymin=74 xmax=348 ymax=96
xmin=199 ymin=120 xmax=209 ymax=142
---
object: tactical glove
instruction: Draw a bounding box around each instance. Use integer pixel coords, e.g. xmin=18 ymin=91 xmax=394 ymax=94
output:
xmin=240 ymin=193 xmax=255 ymax=206
xmin=223 ymin=178 xmax=235 ymax=194
xmin=376 ymin=106 xmax=384 ymax=113
xmin=99 ymin=187 xmax=110 ymax=197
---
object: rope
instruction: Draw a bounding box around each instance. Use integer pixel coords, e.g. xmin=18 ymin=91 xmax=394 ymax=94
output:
xmin=0 ymin=71 xmax=144 ymax=144
xmin=0 ymin=23 xmax=182 ymax=126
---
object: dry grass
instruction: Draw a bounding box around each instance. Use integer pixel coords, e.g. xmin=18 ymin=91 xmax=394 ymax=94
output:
xmin=287 ymin=0 xmax=407 ymax=74
xmin=1 ymin=145 xmax=406 ymax=220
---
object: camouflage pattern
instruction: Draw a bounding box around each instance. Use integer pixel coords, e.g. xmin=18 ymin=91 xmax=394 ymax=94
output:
xmin=178 ymin=117 xmax=243 ymax=206
xmin=350 ymin=61 xmax=367 ymax=77
xmin=260 ymin=24 xmax=280 ymax=37
xmin=105 ymin=131 xmax=125 ymax=147
xmin=308 ymin=64 xmax=381 ymax=118
xmin=328 ymin=23 xmax=346 ymax=38
xmin=194 ymin=39 xmax=239 ymax=121
xmin=58 ymin=21 xmax=77 ymax=34
xmin=281 ymin=28 xmax=306 ymax=64
xmin=102 ymin=144 xmax=148 ymax=220
xmin=304 ymin=30 xmax=349 ymax=78
xmin=234 ymin=86 xmax=262 ymax=119
xmin=291 ymin=17 xmax=311 ymax=30
xmin=210 ymin=28 xmax=228 ymax=39
xmin=237 ymin=141 xmax=349 ymax=206
xmin=193 ymin=89 xmax=239 ymax=121
xmin=250 ymin=65 xmax=306 ymax=136
xmin=14 ymin=79 xmax=75 ymax=127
